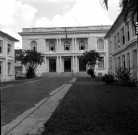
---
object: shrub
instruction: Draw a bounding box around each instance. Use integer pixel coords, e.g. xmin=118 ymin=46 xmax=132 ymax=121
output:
xmin=26 ymin=67 xmax=35 ymax=79
xmin=87 ymin=68 xmax=95 ymax=77
xmin=115 ymin=67 xmax=136 ymax=86
xmin=102 ymin=73 xmax=115 ymax=84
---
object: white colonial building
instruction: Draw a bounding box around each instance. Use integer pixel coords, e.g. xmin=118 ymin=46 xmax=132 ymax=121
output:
xmin=19 ymin=25 xmax=110 ymax=77
xmin=104 ymin=11 xmax=138 ymax=80
xmin=0 ymin=31 xmax=19 ymax=82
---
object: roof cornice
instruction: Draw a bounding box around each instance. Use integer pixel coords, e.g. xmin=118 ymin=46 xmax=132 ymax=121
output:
xmin=104 ymin=10 xmax=124 ymax=39
xmin=0 ymin=31 xmax=19 ymax=42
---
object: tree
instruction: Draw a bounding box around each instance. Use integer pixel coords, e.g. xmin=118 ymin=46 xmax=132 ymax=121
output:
xmin=102 ymin=0 xmax=137 ymax=28
xmin=15 ymin=49 xmax=22 ymax=62
xmin=82 ymin=50 xmax=101 ymax=77
xmin=20 ymin=50 xmax=45 ymax=78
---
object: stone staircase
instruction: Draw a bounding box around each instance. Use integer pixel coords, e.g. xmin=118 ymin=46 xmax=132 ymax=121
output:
xmin=41 ymin=72 xmax=90 ymax=77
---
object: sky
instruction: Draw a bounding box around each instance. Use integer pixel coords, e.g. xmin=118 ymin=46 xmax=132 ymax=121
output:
xmin=0 ymin=0 xmax=121 ymax=49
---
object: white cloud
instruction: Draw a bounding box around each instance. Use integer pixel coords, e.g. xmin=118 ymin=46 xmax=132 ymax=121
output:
xmin=0 ymin=0 xmax=119 ymax=48
xmin=0 ymin=0 xmax=38 ymax=48
xmin=35 ymin=17 xmax=51 ymax=27
xmin=34 ymin=0 xmax=112 ymax=28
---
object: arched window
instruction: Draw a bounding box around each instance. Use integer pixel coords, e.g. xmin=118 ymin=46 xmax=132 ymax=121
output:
xmin=79 ymin=40 xmax=85 ymax=50
xmin=97 ymin=39 xmax=104 ymax=50
xmin=49 ymin=41 xmax=55 ymax=51
xmin=30 ymin=41 xmax=37 ymax=51
xmin=64 ymin=41 xmax=70 ymax=50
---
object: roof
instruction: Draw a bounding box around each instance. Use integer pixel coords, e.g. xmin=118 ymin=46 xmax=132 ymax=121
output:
xmin=18 ymin=25 xmax=111 ymax=36
xmin=0 ymin=31 xmax=19 ymax=42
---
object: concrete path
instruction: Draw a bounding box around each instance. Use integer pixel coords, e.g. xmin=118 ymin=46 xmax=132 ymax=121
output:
xmin=1 ymin=80 xmax=75 ymax=135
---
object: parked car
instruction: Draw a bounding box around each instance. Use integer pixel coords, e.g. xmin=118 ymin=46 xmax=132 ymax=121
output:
xmin=16 ymin=71 xmax=23 ymax=78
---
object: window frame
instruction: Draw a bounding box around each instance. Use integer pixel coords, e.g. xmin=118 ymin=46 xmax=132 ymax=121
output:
xmin=30 ymin=40 xmax=37 ymax=51
xmin=121 ymin=27 xmax=125 ymax=45
xmin=79 ymin=40 xmax=85 ymax=50
xmin=0 ymin=40 xmax=3 ymax=54
xmin=0 ymin=61 xmax=2 ymax=75
xmin=98 ymin=57 xmax=104 ymax=69
xmin=97 ymin=39 xmax=104 ymax=50
xmin=49 ymin=41 xmax=56 ymax=51
xmin=7 ymin=44 xmax=11 ymax=55
xmin=122 ymin=55 xmax=125 ymax=68
xmin=64 ymin=40 xmax=70 ymax=51
xmin=126 ymin=23 xmax=130 ymax=41
xmin=8 ymin=62 xmax=11 ymax=75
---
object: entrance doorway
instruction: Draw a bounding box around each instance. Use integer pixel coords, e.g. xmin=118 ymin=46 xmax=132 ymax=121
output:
xmin=64 ymin=58 xmax=71 ymax=72
xmin=49 ymin=58 xmax=56 ymax=72
xmin=79 ymin=57 xmax=86 ymax=71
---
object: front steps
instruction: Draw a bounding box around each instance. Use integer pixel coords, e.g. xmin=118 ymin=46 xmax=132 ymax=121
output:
xmin=41 ymin=72 xmax=90 ymax=77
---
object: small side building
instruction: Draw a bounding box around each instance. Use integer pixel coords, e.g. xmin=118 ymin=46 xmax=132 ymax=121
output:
xmin=104 ymin=11 xmax=138 ymax=80
xmin=0 ymin=31 xmax=19 ymax=82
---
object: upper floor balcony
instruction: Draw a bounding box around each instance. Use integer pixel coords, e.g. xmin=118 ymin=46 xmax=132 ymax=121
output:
xmin=45 ymin=49 xmax=88 ymax=55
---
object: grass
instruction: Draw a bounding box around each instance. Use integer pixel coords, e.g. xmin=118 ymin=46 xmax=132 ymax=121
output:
xmin=42 ymin=77 xmax=137 ymax=135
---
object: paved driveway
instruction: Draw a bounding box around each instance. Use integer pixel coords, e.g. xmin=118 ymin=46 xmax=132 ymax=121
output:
xmin=1 ymin=77 xmax=73 ymax=126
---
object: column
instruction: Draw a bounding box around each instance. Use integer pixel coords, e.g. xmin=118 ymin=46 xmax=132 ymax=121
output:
xmin=72 ymin=56 xmax=75 ymax=70
xmin=56 ymin=56 xmax=59 ymax=73
xmin=45 ymin=39 xmax=47 ymax=53
xmin=74 ymin=38 xmax=77 ymax=52
xmin=72 ymin=38 xmax=74 ymax=52
xmin=124 ymin=53 xmax=127 ymax=68
xmin=88 ymin=37 xmax=90 ymax=50
xmin=59 ymin=38 xmax=61 ymax=52
xmin=130 ymin=48 xmax=133 ymax=69
xmin=60 ymin=56 xmax=62 ymax=72
xmin=56 ymin=39 xmax=58 ymax=53
xmin=75 ymin=56 xmax=77 ymax=72
xmin=5 ymin=40 xmax=8 ymax=81
xmin=45 ymin=56 xmax=47 ymax=72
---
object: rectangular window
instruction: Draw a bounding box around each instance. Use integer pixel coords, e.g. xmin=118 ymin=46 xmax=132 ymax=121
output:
xmin=8 ymin=44 xmax=11 ymax=55
xmin=110 ymin=58 xmax=112 ymax=70
xmin=127 ymin=53 xmax=130 ymax=69
xmin=8 ymin=62 xmax=11 ymax=74
xmin=114 ymin=35 xmax=116 ymax=50
xmin=117 ymin=32 xmax=120 ymax=48
xmin=122 ymin=55 xmax=125 ymax=68
xmin=115 ymin=58 xmax=117 ymax=70
xmin=64 ymin=45 xmax=70 ymax=50
xmin=0 ymin=46 xmax=1 ymax=53
xmin=132 ymin=23 xmax=136 ymax=37
xmin=127 ymin=23 xmax=130 ymax=41
xmin=0 ymin=61 xmax=2 ymax=75
xmin=121 ymin=27 xmax=125 ymax=45
xmin=98 ymin=57 xmax=104 ymax=68
xmin=118 ymin=57 xmax=121 ymax=69
xmin=0 ymin=40 xmax=3 ymax=54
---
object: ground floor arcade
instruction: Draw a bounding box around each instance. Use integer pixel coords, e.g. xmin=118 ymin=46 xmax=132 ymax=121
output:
xmin=35 ymin=54 xmax=108 ymax=77
xmin=45 ymin=56 xmax=86 ymax=73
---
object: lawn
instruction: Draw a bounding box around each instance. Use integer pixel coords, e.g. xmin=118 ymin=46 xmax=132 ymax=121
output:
xmin=42 ymin=77 xmax=137 ymax=135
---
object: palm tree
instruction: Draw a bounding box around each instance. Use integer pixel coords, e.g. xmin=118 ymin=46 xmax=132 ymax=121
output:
xmin=103 ymin=0 xmax=137 ymax=27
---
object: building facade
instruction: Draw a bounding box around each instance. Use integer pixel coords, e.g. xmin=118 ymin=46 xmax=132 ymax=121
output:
xmin=0 ymin=31 xmax=19 ymax=82
xmin=104 ymin=12 xmax=138 ymax=80
xmin=19 ymin=26 xmax=110 ymax=76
